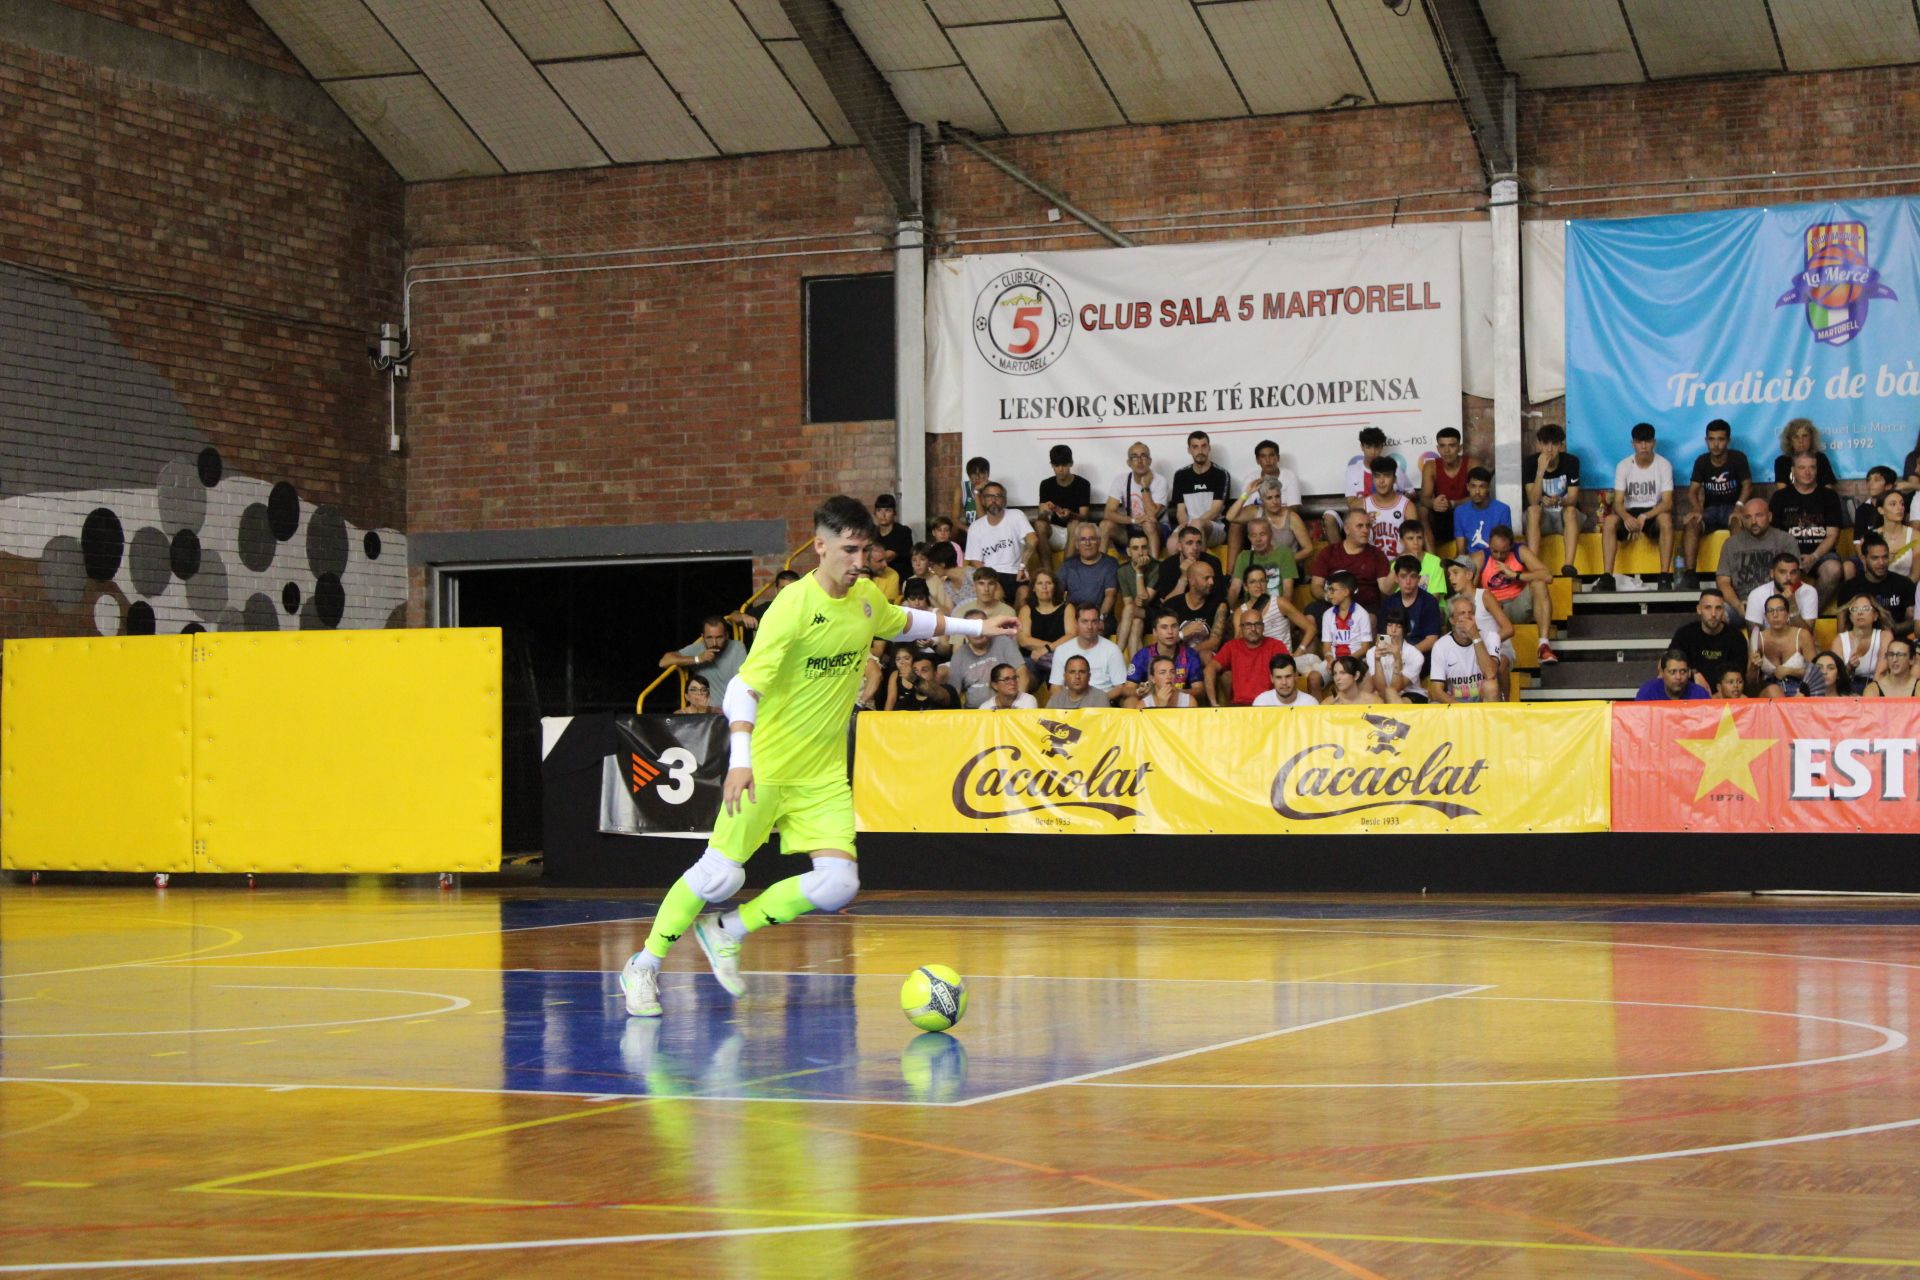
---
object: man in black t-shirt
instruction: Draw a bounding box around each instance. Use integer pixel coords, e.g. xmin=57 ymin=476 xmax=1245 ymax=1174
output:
xmin=1769 ymin=453 xmax=1845 ymax=608
xmin=1668 ymin=588 xmax=1748 ymax=693
xmin=1682 ymin=418 xmax=1752 ymax=587
xmin=1032 ymin=444 xmax=1093 ymax=561
xmin=1170 ymin=429 xmax=1233 ymax=551
xmin=1522 ymin=425 xmax=1582 ymax=574
xmin=871 ymin=495 xmax=915 ymax=572
xmin=1164 ymin=559 xmax=1228 ymax=659
xmin=1857 ymin=533 xmax=1917 ymax=636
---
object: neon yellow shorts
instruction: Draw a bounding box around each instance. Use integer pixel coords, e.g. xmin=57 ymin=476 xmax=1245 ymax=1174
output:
xmin=711 ymin=778 xmax=857 ymax=864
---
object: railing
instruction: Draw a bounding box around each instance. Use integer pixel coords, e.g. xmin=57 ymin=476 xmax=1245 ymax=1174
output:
xmin=633 ymin=538 xmax=817 ymax=713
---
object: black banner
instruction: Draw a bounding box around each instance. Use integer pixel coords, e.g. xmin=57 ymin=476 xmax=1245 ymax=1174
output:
xmin=610 ymin=714 xmax=727 ymax=834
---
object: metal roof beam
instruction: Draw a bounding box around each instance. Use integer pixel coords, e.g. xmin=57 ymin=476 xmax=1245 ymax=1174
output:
xmin=777 ymin=0 xmax=920 ymax=216
xmin=1421 ymin=0 xmax=1516 ymax=181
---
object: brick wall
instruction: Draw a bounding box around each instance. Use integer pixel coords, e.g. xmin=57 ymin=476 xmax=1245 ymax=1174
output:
xmin=0 ymin=3 xmax=407 ymax=641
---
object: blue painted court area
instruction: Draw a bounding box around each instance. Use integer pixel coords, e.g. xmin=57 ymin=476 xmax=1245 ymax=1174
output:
xmin=849 ymin=897 xmax=1920 ymax=926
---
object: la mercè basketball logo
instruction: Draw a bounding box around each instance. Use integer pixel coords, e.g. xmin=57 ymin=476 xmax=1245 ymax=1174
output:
xmin=1775 ymin=221 xmax=1897 ymax=347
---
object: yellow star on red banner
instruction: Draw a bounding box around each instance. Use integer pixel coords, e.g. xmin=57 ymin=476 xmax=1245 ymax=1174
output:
xmin=1676 ymin=708 xmax=1777 ymax=801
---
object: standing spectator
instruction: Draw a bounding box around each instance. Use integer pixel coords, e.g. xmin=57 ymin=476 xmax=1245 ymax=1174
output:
xmin=1454 ymin=468 xmax=1512 ymax=557
xmin=1017 ymin=568 xmax=1069 ymax=684
xmin=1137 ymin=655 xmax=1198 ymax=709
xmin=957 ymin=456 xmax=991 ymax=529
xmin=1751 ymin=594 xmax=1816 ymax=697
xmin=970 ymin=567 xmax=1018 ymax=622
xmin=1319 ymin=571 xmax=1374 ymax=663
xmin=1115 ymin=531 xmax=1159 ymax=655
xmin=1049 ymin=603 xmax=1129 ymax=693
xmin=871 ymin=494 xmax=914 ymax=571
xmin=1366 ymin=607 xmax=1425 ymax=702
xmin=1773 ymin=419 xmax=1837 ymax=487
xmin=1835 ymin=593 xmax=1891 ymax=686
xmin=1228 ymin=517 xmax=1298 ymax=607
xmin=1166 ymin=560 xmax=1228 ymax=661
xmin=1716 ymin=496 xmax=1799 ymax=609
xmin=1445 ymin=555 xmax=1514 ymax=689
xmin=1322 ymin=655 xmax=1374 ymax=706
xmin=1102 ymin=441 xmax=1169 ymax=557
xmin=1421 ymin=426 xmax=1473 ymax=547
xmin=1810 ymin=650 xmax=1853 ymax=698
xmin=1116 ymin=612 xmax=1204 ymax=706
xmin=1057 ymin=522 xmax=1120 ymax=623
xmin=1855 ymin=532 xmax=1917 ymax=637
xmin=864 ymin=542 xmax=900 ymax=603
xmin=1861 ymin=636 xmax=1920 ymax=697
xmin=1384 ymin=555 xmax=1444 ymax=655
xmin=1428 ymin=595 xmax=1502 ymax=703
xmin=965 ymin=481 xmax=1036 ymax=603
xmin=725 ymin=569 xmax=799 ymax=647
xmin=1331 ymin=426 xmax=1414 ymax=540
xmin=678 ymin=673 xmax=720 ymax=715
xmin=1363 ymin=457 xmax=1421 ymax=557
xmin=1032 ymin=445 xmax=1093 ymax=561
xmin=1715 ymin=669 xmax=1748 ymax=699
xmin=1310 ymin=509 xmax=1392 ymax=613
xmin=1050 ymin=655 xmax=1111 ymax=709
xmin=1597 ymin=423 xmax=1675 ymax=591
xmin=1252 ymin=652 xmax=1319 ymax=707
xmin=1669 ymin=588 xmax=1749 ymax=693
xmin=1769 ymin=453 xmax=1845 ymax=608
xmin=1744 ymin=552 xmax=1818 ymax=630
xmin=1476 ymin=524 xmax=1559 ymax=665
xmin=981 ymin=663 xmax=1038 ymax=710
xmin=1681 ymin=418 xmax=1753 ymax=588
xmin=1206 ymin=605 xmax=1291 ymax=706
xmin=1636 ymin=650 xmax=1711 ymax=700
xmin=659 ymin=616 xmax=745 ymax=693
xmin=1170 ymin=429 xmax=1233 ymax=548
xmin=1523 ymin=424 xmax=1584 ymax=575
xmin=1399 ymin=523 xmax=1448 ymax=597
xmin=942 ymin=608 xmax=1026 ymax=707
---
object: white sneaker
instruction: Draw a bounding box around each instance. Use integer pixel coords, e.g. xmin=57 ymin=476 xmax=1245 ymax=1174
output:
xmin=693 ymin=913 xmax=746 ymax=997
xmin=619 ymin=953 xmax=662 ymax=1017
xmin=1618 ymin=573 xmax=1645 ymax=592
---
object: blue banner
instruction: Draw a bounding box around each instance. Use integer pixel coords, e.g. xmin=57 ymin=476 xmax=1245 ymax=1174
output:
xmin=1566 ymin=196 xmax=1920 ymax=483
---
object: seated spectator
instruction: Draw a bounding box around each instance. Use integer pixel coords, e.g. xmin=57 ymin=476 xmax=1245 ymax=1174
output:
xmin=1523 ymin=424 xmax=1583 ymax=575
xmin=1682 ymin=418 xmax=1752 ymax=587
xmin=1102 ymin=441 xmax=1169 ymax=557
xmin=864 ymin=542 xmax=901 ymax=603
xmin=1773 ymin=418 xmax=1837 ymax=487
xmin=659 ymin=615 xmax=745 ymax=692
xmin=1384 ymin=555 xmax=1444 ymax=655
xmin=1032 ymin=444 xmax=1094 ymax=560
xmin=1363 ymin=457 xmax=1422 ymax=558
xmin=1476 ymin=524 xmax=1559 ymax=665
xmin=1170 ymin=429 xmax=1232 ymax=548
xmin=725 ymin=569 xmax=798 ymax=646
xmin=1227 ymin=439 xmax=1305 ymax=563
xmin=872 ymin=493 xmax=914 ymax=572
xmin=1428 ymin=595 xmax=1502 ymax=703
xmin=1744 ymin=552 xmax=1817 ymax=631
xmin=1444 ymin=555 xmax=1515 ymax=687
xmin=1228 ymin=474 xmax=1315 ymax=563
xmin=1850 ymin=465 xmax=1898 ymax=544
xmin=1835 ymin=593 xmax=1891 ymax=686
xmin=1636 ymin=649 xmax=1710 ymax=700
xmin=1240 ymin=565 xmax=1321 ymax=689
xmin=1319 ymin=570 xmax=1373 ymax=663
xmin=1252 ymin=651 xmax=1319 ymax=707
xmin=1399 ymin=522 xmax=1448 ymax=597
xmin=1050 ymin=654 xmax=1111 ymax=709
xmin=924 ymin=540 xmax=974 ymax=616
xmin=885 ymin=648 xmax=953 ymax=711
xmin=1751 ymin=594 xmax=1816 ymax=698
xmin=1366 ymin=607 xmax=1425 ymax=702
xmin=1150 ymin=524 xmax=1222 ymax=603
xmin=1716 ymin=496 xmax=1798 ymax=608
xmin=1421 ymin=426 xmax=1472 ymax=548
xmin=1166 ymin=559 xmax=1228 ymax=660
xmin=942 ymin=608 xmax=1026 ymax=707
xmin=1138 ymin=654 xmax=1198 ymax=709
xmin=970 ymin=567 xmax=1018 ymax=622
xmin=1227 ymin=516 xmax=1298 ymax=608
xmin=1810 ymin=650 xmax=1852 ymax=698
xmin=1875 ymin=490 xmax=1919 ymax=579
xmin=678 ymin=673 xmax=719 ymax=714
xmin=965 ymin=481 xmax=1036 ymax=603
xmin=1454 ymin=467 xmax=1512 ymax=558
xmin=1017 ymin=568 xmax=1070 ymax=682
xmin=981 ymin=662 xmax=1038 ymax=710
xmin=1206 ymin=604 xmax=1291 ymax=707
xmin=1669 ymin=588 xmax=1748 ymax=693
xmin=1716 ymin=668 xmax=1748 ymax=699
xmin=1322 ymin=654 xmax=1374 ymax=705
xmin=1329 ymin=426 xmax=1413 ymax=541
xmin=1598 ymin=423 xmax=1675 ymax=590
xmin=1861 ymin=636 xmax=1920 ymax=697
xmin=928 ymin=514 xmax=964 ymax=563
xmin=957 ymin=455 xmax=992 ymax=530
xmin=1050 ymin=604 xmax=1129 ymax=692
xmin=1310 ymin=509 xmax=1391 ymax=615
xmin=1116 ymin=612 xmax=1205 ymax=707
xmin=1058 ymin=522 xmax=1120 ymax=623
xmin=1115 ymin=531 xmax=1159 ymax=654
xmin=1770 ymin=452 xmax=1845 ymax=608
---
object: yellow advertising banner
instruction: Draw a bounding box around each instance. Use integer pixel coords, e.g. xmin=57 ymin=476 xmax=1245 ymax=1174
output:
xmin=855 ymin=704 xmax=1611 ymax=836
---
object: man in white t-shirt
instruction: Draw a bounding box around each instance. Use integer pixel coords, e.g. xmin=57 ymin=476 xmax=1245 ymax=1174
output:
xmin=965 ymin=481 xmax=1036 ymax=603
xmin=1048 ymin=603 xmax=1129 ymax=690
xmin=1428 ymin=595 xmax=1501 ymax=703
xmin=1101 ymin=441 xmax=1170 ymax=558
xmin=1252 ymin=651 xmax=1319 ymax=707
xmin=1598 ymin=422 xmax=1676 ymax=591
xmin=1743 ymin=551 xmax=1819 ymax=630
xmin=1366 ymin=606 xmax=1427 ymax=701
xmin=1329 ymin=425 xmax=1416 ymax=541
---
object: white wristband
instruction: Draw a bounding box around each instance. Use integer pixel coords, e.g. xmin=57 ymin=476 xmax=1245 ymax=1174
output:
xmin=946 ymin=615 xmax=984 ymax=638
xmin=729 ymin=731 xmax=751 ymax=770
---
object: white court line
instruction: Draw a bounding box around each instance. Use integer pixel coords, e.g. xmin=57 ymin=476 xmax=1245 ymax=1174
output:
xmin=1079 ymin=995 xmax=1909 ymax=1090
xmin=3 ymin=987 xmax=469 ymax=1039
xmin=0 ymin=1073 xmax=931 ymax=1107
xmin=7 ymin=1113 xmax=1920 ymax=1273
xmin=953 ymin=985 xmax=1489 ymax=1107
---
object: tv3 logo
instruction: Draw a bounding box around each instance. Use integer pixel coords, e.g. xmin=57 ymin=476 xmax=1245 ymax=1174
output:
xmin=629 ymin=748 xmax=698 ymax=804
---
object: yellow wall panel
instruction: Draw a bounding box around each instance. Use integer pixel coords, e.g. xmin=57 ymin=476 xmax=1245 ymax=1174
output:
xmin=2 ymin=637 xmax=194 ymax=872
xmin=193 ymin=629 xmax=500 ymax=874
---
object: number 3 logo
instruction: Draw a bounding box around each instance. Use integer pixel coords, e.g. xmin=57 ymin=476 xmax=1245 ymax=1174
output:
xmin=654 ymin=747 xmax=698 ymax=804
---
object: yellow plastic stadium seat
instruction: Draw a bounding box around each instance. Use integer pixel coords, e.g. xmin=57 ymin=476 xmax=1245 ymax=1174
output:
xmin=1837 ymin=530 xmax=1856 ymax=558
xmin=1612 ymin=533 xmax=1667 ymax=576
xmin=1815 ymin=617 xmax=1838 ymax=651
xmin=1549 ymin=577 xmax=1573 ymax=621
xmin=1695 ymin=530 xmax=1728 ymax=574
xmin=1512 ymin=624 xmax=1539 ymax=670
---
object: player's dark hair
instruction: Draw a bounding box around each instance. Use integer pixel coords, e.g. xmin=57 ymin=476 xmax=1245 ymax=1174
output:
xmin=1049 ymin=444 xmax=1073 ymax=466
xmin=813 ymin=495 xmax=878 ymax=541
xmin=1437 ymin=426 xmax=1462 ymax=442
xmin=1358 ymin=427 xmax=1388 ymax=448
xmin=1468 ymin=466 xmax=1494 ymax=484
xmin=1631 ymin=422 xmax=1657 ymax=442
xmin=1536 ymin=424 xmax=1566 ymax=445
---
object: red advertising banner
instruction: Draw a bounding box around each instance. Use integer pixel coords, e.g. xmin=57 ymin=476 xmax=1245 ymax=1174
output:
xmin=1612 ymin=701 xmax=1920 ymax=833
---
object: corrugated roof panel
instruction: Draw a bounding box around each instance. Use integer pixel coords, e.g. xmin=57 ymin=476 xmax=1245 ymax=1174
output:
xmin=325 ymin=74 xmax=502 ymax=180
xmin=930 ymin=0 xmax=1062 ymax=22
xmin=886 ymin=64 xmax=1003 ymax=133
xmin=947 ymin=19 xmax=1123 ymax=132
xmin=1201 ymin=0 xmax=1370 ymax=116
xmin=486 ymin=0 xmax=640 ymax=61
xmin=766 ymin=39 xmax=861 ymax=146
xmin=733 ymin=0 xmax=798 ymax=39
xmin=1059 ymin=0 xmax=1245 ymax=122
xmin=1622 ymin=0 xmax=1780 ymax=79
xmin=1481 ymin=0 xmax=1643 ymax=88
xmin=1771 ymin=0 xmax=1920 ymax=71
xmin=246 ymin=0 xmax=416 ymax=79
xmin=1328 ymin=0 xmax=1453 ymax=103
xmin=837 ymin=0 xmax=958 ymax=71
xmin=542 ymin=56 xmax=719 ymax=162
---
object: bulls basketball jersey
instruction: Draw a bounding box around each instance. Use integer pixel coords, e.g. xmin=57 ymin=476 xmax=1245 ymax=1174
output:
xmin=1364 ymin=494 xmax=1413 ymax=557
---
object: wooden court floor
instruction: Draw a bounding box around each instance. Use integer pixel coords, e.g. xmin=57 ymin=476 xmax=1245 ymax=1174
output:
xmin=5 ymin=888 xmax=1920 ymax=1276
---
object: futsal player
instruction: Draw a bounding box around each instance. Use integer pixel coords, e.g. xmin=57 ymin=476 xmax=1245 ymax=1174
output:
xmin=620 ymin=495 xmax=1020 ymax=1016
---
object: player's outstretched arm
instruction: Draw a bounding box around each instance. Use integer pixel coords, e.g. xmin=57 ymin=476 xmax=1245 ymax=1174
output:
xmin=720 ymin=676 xmax=760 ymax=815
xmin=890 ymin=607 xmax=1020 ymax=642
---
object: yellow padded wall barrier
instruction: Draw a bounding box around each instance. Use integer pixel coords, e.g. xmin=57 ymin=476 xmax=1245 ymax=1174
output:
xmin=2 ymin=637 xmax=195 ymax=872
xmin=193 ymin=628 xmax=501 ymax=874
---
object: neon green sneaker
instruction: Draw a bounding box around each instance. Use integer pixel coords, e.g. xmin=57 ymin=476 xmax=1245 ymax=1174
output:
xmin=692 ymin=913 xmax=745 ymax=997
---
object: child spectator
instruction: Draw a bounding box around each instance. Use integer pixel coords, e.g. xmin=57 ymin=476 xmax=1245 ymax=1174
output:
xmin=1319 ymin=571 xmax=1373 ymax=662
xmin=957 ymin=456 xmax=991 ymax=528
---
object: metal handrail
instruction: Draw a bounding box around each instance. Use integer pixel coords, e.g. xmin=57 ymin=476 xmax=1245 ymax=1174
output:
xmin=634 ymin=539 xmax=817 ymax=713
xmin=726 ymin=538 xmax=817 ymax=643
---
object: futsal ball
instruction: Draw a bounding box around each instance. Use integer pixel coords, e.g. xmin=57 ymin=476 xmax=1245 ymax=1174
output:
xmin=901 ymin=964 xmax=968 ymax=1032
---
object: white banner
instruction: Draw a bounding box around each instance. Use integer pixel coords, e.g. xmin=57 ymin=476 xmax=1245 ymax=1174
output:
xmin=929 ymin=226 xmax=1463 ymax=504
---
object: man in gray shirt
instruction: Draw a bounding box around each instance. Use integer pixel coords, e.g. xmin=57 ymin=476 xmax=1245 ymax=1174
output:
xmin=659 ymin=616 xmax=745 ymax=693
xmin=1715 ymin=497 xmax=1800 ymax=607
xmin=941 ymin=608 xmax=1026 ymax=707
xmin=1048 ymin=654 xmax=1111 ymax=709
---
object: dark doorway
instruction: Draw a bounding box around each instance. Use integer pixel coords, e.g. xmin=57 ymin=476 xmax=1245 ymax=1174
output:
xmin=449 ymin=558 xmax=753 ymax=853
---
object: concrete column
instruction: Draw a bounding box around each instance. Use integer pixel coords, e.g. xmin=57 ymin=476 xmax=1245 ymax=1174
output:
xmin=1489 ymin=177 xmax=1523 ymax=514
xmin=894 ymin=215 xmax=927 ymax=532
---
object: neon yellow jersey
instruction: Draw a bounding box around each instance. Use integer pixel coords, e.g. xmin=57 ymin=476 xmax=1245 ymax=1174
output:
xmin=735 ymin=572 xmax=908 ymax=785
